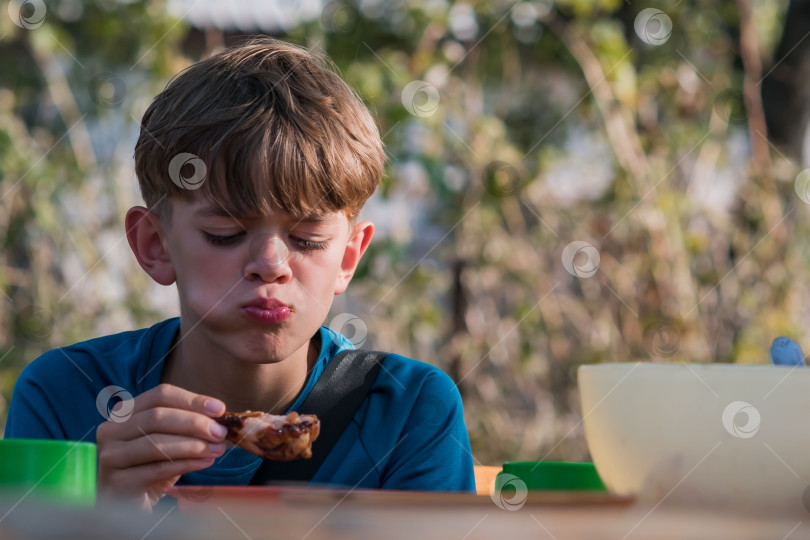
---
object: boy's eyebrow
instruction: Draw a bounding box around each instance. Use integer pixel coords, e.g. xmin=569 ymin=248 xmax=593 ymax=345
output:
xmin=195 ymin=205 xmax=238 ymax=219
xmin=296 ymin=214 xmax=326 ymax=223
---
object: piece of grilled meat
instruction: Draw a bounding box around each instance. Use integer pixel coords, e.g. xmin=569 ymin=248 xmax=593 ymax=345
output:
xmin=215 ymin=411 xmax=320 ymax=461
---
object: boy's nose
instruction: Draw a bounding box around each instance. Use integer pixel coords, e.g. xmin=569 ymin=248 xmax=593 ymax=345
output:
xmin=245 ymin=234 xmax=291 ymax=282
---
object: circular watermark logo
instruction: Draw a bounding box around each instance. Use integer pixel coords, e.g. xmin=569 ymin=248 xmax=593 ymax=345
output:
xmin=401 ymin=80 xmax=440 ymax=118
xmin=89 ymin=72 xmax=127 ymax=109
xmin=483 ymin=161 xmax=521 ymax=197
xmin=329 ymin=313 xmax=367 ymax=347
xmin=15 ymin=305 xmax=54 ymax=341
xmin=96 ymin=385 xmax=135 ymax=423
xmin=561 ymin=241 xmax=600 ymax=278
xmin=249 ymin=235 xmax=289 ymax=271
xmin=168 ymin=153 xmax=207 ymax=190
xmin=794 ymin=169 xmax=810 ymax=204
xmin=490 ymin=473 xmax=528 ymax=511
xmin=722 ymin=401 xmax=760 ymax=439
xmin=643 ymin=321 xmax=681 ymax=358
xmin=321 ymin=1 xmax=357 ymax=33
xmin=634 ymin=8 xmax=672 ymax=46
xmin=713 ymin=88 xmax=748 ymax=125
xmin=8 ymin=0 xmax=46 ymax=29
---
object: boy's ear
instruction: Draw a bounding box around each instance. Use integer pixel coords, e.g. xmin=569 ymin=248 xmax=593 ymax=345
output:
xmin=125 ymin=206 xmax=176 ymax=286
xmin=334 ymin=221 xmax=374 ymax=295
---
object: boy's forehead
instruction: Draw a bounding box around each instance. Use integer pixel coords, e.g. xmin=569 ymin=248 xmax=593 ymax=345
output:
xmin=176 ymin=198 xmax=343 ymax=224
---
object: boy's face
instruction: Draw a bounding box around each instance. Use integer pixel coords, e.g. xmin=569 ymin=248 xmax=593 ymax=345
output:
xmin=151 ymin=197 xmax=371 ymax=364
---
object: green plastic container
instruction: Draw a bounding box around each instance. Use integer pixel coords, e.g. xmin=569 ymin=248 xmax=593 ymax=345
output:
xmin=497 ymin=461 xmax=606 ymax=492
xmin=0 ymin=439 xmax=97 ymax=506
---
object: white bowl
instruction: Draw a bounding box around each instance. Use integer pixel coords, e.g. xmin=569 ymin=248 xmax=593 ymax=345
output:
xmin=578 ymin=362 xmax=810 ymax=513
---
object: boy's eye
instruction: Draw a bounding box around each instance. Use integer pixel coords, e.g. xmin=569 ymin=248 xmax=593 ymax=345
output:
xmin=203 ymin=231 xmax=245 ymax=246
xmin=203 ymin=231 xmax=327 ymax=251
xmin=293 ymin=237 xmax=328 ymax=251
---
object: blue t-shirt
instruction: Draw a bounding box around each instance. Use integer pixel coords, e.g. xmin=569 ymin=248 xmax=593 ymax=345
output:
xmin=4 ymin=318 xmax=475 ymax=491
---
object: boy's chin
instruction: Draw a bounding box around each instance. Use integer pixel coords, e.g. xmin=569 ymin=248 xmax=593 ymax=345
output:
xmin=232 ymin=344 xmax=296 ymax=364
xmin=187 ymin=315 xmax=317 ymax=364
xmin=227 ymin=333 xmax=315 ymax=365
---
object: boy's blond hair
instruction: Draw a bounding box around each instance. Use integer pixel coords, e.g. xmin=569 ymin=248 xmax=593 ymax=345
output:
xmin=134 ymin=37 xmax=385 ymax=223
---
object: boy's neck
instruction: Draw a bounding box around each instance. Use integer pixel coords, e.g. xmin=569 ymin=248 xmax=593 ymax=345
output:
xmin=160 ymin=328 xmax=321 ymax=414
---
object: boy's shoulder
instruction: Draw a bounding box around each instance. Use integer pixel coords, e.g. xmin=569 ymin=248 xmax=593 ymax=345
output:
xmin=363 ymin=349 xmax=464 ymax=430
xmin=377 ymin=352 xmax=458 ymax=394
xmin=19 ymin=318 xmax=179 ymax=391
xmin=319 ymin=324 xmax=457 ymax=398
xmin=6 ymin=318 xmax=180 ymax=440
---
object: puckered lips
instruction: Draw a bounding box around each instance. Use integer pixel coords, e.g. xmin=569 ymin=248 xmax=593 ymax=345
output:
xmin=241 ymin=297 xmax=292 ymax=324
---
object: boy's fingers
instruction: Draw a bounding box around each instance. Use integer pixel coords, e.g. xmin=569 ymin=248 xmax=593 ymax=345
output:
xmin=101 ymin=458 xmax=216 ymax=498
xmin=99 ymin=434 xmax=226 ymax=470
xmin=130 ymin=384 xmax=226 ymax=417
xmin=101 ymin=406 xmax=229 ymax=443
xmin=95 ymin=385 xmax=229 ymax=507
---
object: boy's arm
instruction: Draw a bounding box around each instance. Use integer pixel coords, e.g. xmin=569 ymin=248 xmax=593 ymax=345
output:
xmin=379 ymin=369 xmax=476 ymax=492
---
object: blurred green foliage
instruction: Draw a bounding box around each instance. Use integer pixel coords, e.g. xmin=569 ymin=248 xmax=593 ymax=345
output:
xmin=1 ymin=0 xmax=806 ymax=465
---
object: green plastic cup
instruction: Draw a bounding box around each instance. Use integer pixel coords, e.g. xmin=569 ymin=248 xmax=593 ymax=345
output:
xmin=0 ymin=439 xmax=97 ymax=506
xmin=497 ymin=461 xmax=606 ymax=491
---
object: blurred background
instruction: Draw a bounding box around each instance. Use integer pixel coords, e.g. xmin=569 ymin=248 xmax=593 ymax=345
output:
xmin=1 ymin=0 xmax=809 ymax=466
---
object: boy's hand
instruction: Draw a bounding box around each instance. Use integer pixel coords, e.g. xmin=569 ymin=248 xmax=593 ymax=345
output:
xmin=95 ymin=383 xmax=228 ymax=510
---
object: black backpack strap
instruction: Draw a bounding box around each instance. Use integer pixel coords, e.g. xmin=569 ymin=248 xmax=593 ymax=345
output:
xmin=249 ymin=348 xmax=387 ymax=485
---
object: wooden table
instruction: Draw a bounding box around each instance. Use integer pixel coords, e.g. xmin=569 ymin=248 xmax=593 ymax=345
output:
xmin=0 ymin=486 xmax=806 ymax=539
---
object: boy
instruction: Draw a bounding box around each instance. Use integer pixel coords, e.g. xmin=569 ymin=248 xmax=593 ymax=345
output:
xmin=4 ymin=38 xmax=475 ymax=509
